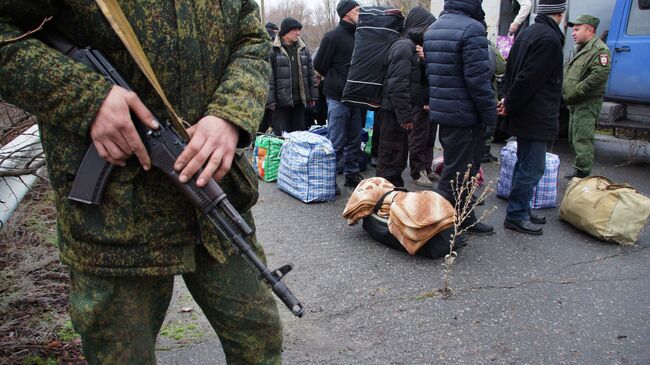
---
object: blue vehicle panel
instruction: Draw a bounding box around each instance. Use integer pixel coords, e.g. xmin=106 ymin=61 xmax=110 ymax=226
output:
xmin=606 ymin=0 xmax=650 ymax=103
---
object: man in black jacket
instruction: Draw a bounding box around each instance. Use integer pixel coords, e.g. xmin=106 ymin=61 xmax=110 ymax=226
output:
xmin=267 ymin=17 xmax=318 ymax=136
xmin=314 ymin=0 xmax=364 ymax=193
xmin=424 ymin=0 xmax=496 ymax=235
xmin=378 ymin=7 xmax=436 ymax=187
xmin=498 ymin=0 xmax=566 ymax=235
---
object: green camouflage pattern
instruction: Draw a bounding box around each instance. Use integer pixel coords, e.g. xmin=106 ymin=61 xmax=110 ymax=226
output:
xmin=563 ymin=36 xmax=611 ymax=106
xmin=69 ymin=239 xmax=282 ymax=365
xmin=563 ymin=35 xmax=611 ymax=175
xmin=0 ymin=0 xmax=272 ymax=275
xmin=568 ymin=101 xmax=601 ymax=175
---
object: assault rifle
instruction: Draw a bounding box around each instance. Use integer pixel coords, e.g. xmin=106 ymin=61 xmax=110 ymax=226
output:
xmin=39 ymin=28 xmax=304 ymax=318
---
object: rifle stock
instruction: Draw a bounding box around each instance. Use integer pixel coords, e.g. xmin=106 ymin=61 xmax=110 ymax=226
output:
xmin=39 ymin=28 xmax=304 ymax=317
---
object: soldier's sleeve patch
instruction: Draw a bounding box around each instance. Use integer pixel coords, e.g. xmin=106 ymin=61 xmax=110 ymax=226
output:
xmin=599 ymin=53 xmax=609 ymax=66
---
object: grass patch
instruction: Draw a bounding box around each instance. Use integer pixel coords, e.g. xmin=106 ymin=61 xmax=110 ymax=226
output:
xmin=159 ymin=321 xmax=204 ymax=342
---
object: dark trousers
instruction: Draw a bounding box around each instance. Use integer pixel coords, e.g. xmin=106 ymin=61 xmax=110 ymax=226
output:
xmin=506 ymin=138 xmax=547 ymax=221
xmin=258 ymin=108 xmax=272 ymax=133
xmin=409 ymin=108 xmax=436 ymax=178
xmin=377 ymin=110 xmax=409 ymax=187
xmin=437 ymin=124 xmax=484 ymax=220
xmin=371 ymin=110 xmax=382 ymax=158
xmin=271 ymin=104 xmax=305 ymax=136
xmin=326 ymin=98 xmax=363 ymax=176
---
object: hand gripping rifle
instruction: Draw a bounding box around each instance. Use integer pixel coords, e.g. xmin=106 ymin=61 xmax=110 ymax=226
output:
xmin=39 ymin=28 xmax=304 ymax=318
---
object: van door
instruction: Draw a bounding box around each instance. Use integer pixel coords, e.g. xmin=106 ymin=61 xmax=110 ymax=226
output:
xmin=606 ymin=0 xmax=650 ymax=102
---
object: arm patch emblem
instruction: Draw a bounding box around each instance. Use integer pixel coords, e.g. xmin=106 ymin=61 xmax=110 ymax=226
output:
xmin=599 ymin=53 xmax=609 ymax=66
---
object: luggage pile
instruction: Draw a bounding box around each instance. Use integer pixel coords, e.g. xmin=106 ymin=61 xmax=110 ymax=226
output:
xmin=497 ymin=141 xmax=560 ymax=209
xmin=277 ymin=131 xmax=337 ymax=203
xmin=344 ymin=178 xmax=457 ymax=258
xmin=251 ymin=134 xmax=284 ymax=182
xmin=559 ymin=176 xmax=650 ymax=245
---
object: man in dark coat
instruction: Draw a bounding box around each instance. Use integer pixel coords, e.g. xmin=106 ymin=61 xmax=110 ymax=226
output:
xmin=314 ymin=0 xmax=364 ymax=193
xmin=423 ymin=0 xmax=497 ymax=235
xmin=267 ymin=17 xmax=318 ymax=136
xmin=378 ymin=7 xmax=436 ymax=187
xmin=498 ymin=0 xmax=566 ymax=235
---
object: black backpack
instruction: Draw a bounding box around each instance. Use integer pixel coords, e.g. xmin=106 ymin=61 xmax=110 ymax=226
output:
xmin=342 ymin=6 xmax=404 ymax=110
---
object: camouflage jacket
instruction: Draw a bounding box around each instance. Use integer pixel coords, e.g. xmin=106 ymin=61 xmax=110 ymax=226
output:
xmin=0 ymin=0 xmax=271 ymax=276
xmin=563 ymin=36 xmax=611 ymax=105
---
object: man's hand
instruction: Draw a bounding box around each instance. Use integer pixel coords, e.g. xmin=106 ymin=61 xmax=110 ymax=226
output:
xmin=415 ymin=45 xmax=425 ymax=60
xmin=90 ymin=85 xmax=159 ymax=170
xmin=401 ymin=122 xmax=414 ymax=130
xmin=509 ymin=22 xmax=520 ymax=34
xmin=173 ymin=116 xmax=239 ymax=187
xmin=309 ymin=100 xmax=317 ymax=108
xmin=268 ymin=103 xmax=277 ymax=111
xmin=497 ymin=98 xmax=508 ymax=116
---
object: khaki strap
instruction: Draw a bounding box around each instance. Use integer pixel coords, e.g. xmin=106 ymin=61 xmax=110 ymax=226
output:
xmin=94 ymin=0 xmax=189 ymax=140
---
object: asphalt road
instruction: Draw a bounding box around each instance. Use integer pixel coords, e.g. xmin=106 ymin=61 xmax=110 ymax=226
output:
xmin=157 ymin=135 xmax=650 ymax=365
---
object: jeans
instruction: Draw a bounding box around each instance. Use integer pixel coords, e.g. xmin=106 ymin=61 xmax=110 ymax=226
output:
xmin=326 ymin=98 xmax=363 ymax=176
xmin=506 ymin=138 xmax=547 ymax=221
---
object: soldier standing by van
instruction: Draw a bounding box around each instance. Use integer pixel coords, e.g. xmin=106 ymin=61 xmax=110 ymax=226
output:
xmin=563 ymin=15 xmax=612 ymax=180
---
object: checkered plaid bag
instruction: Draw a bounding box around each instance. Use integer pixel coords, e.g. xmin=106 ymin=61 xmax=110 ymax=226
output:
xmin=497 ymin=141 xmax=560 ymax=209
xmin=278 ymin=131 xmax=336 ymax=203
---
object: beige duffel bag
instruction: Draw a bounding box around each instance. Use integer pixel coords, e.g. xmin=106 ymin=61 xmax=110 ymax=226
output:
xmin=559 ymin=176 xmax=650 ymax=245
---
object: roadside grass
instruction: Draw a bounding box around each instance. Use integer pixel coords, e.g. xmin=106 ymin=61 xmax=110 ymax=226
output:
xmin=0 ymin=181 xmax=84 ymax=364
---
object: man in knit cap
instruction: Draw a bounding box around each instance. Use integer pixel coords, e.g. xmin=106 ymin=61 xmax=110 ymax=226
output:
xmin=498 ymin=0 xmax=567 ymax=235
xmin=267 ymin=17 xmax=318 ymax=135
xmin=314 ymin=0 xmax=364 ymax=195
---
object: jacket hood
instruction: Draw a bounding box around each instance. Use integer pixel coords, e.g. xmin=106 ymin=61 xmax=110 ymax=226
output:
xmin=404 ymin=6 xmax=436 ymax=39
xmin=443 ymin=0 xmax=485 ymax=22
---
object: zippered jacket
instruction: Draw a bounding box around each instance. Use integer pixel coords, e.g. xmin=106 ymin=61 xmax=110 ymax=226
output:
xmin=267 ymin=37 xmax=318 ymax=108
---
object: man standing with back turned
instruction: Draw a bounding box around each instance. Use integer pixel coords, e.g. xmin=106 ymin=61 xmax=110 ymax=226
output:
xmin=0 ymin=1 xmax=282 ymax=363
xmin=498 ymin=0 xmax=566 ymax=235
xmin=563 ymin=14 xmax=611 ymax=180
xmin=424 ymin=0 xmax=497 ymax=236
xmin=314 ymin=0 xmax=364 ymax=194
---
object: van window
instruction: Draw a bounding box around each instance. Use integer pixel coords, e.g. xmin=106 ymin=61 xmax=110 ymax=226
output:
xmin=628 ymin=0 xmax=650 ymax=35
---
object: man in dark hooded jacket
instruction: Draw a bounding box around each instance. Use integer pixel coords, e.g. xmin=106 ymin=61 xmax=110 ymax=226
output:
xmin=423 ymin=0 xmax=497 ymax=235
xmin=498 ymin=0 xmax=566 ymax=235
xmin=378 ymin=7 xmax=436 ymax=187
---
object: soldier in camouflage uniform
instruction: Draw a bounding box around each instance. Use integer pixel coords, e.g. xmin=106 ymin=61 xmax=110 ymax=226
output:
xmin=563 ymin=14 xmax=611 ymax=180
xmin=0 ymin=1 xmax=283 ymax=364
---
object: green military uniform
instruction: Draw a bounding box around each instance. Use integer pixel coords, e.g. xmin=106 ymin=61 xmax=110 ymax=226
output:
xmin=563 ymin=15 xmax=612 ymax=176
xmin=0 ymin=1 xmax=282 ymax=364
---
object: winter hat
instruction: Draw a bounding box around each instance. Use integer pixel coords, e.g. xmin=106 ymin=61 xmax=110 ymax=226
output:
xmin=537 ymin=0 xmax=567 ymax=15
xmin=337 ymin=0 xmax=359 ymax=19
xmin=265 ymin=22 xmax=278 ymax=32
xmin=279 ymin=17 xmax=302 ymax=38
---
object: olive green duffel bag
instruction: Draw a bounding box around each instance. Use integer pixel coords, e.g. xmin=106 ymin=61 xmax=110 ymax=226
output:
xmin=559 ymin=176 xmax=650 ymax=245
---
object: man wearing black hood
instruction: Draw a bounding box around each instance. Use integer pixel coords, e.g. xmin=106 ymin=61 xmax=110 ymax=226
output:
xmin=424 ymin=0 xmax=497 ymax=235
xmin=265 ymin=22 xmax=279 ymax=41
xmin=378 ymin=7 xmax=436 ymax=187
xmin=314 ymin=0 xmax=364 ymax=194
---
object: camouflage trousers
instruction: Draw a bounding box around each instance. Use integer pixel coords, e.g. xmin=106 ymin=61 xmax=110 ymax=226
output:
xmin=69 ymin=243 xmax=283 ymax=365
xmin=568 ymin=100 xmax=602 ymax=175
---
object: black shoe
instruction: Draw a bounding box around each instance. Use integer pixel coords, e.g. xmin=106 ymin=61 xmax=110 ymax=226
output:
xmin=504 ymin=219 xmax=543 ymax=235
xmin=344 ymin=172 xmax=364 ymax=187
xmin=334 ymin=183 xmax=341 ymax=196
xmin=564 ymin=169 xmax=588 ymax=181
xmin=529 ymin=210 xmax=546 ymax=225
xmin=467 ymin=222 xmax=494 ymax=236
xmin=453 ymin=234 xmax=468 ymax=249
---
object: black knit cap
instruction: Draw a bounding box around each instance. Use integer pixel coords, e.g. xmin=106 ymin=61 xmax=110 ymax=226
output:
xmin=337 ymin=0 xmax=359 ymax=18
xmin=279 ymin=17 xmax=302 ymax=38
xmin=265 ymin=22 xmax=278 ymax=31
xmin=537 ymin=0 xmax=567 ymax=15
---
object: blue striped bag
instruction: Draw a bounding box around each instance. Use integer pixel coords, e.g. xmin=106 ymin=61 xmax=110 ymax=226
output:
xmin=497 ymin=141 xmax=560 ymax=209
xmin=277 ymin=131 xmax=336 ymax=203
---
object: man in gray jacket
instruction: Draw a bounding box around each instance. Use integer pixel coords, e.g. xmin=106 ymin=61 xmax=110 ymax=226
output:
xmin=268 ymin=17 xmax=318 ymax=135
